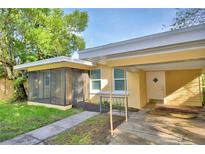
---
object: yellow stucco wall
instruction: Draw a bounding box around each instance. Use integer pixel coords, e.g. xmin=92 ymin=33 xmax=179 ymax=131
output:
xmin=128 ymin=70 xmax=147 ymax=109
xmin=139 ymin=71 xmax=147 ymax=108
xmin=89 ymin=66 xmax=111 ymax=104
xmin=89 ymin=66 xmax=147 ymax=109
xmin=89 ymin=67 xmax=203 ymax=108
xmin=165 ymin=69 xmax=202 ymax=106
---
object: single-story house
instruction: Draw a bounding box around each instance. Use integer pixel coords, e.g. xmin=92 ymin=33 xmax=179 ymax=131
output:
xmin=14 ymin=24 xmax=205 ymax=110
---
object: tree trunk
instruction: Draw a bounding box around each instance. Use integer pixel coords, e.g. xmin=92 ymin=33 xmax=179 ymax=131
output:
xmin=15 ymin=82 xmax=27 ymax=101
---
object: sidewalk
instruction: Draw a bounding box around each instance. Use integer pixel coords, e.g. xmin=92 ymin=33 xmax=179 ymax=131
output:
xmin=1 ymin=111 xmax=98 ymax=145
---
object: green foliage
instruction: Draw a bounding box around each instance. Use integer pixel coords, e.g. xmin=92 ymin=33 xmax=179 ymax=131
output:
xmin=101 ymin=100 xmax=125 ymax=110
xmin=0 ymin=9 xmax=88 ymax=63
xmin=202 ymin=74 xmax=205 ymax=86
xmin=13 ymin=76 xmax=27 ymax=101
xmin=101 ymin=100 xmax=109 ymax=107
xmin=168 ymin=9 xmax=205 ymax=30
xmin=0 ymin=9 xmax=88 ymax=101
xmin=0 ymin=64 xmax=6 ymax=78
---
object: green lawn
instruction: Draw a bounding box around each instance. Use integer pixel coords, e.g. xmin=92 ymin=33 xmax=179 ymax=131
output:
xmin=46 ymin=114 xmax=124 ymax=145
xmin=0 ymin=100 xmax=82 ymax=142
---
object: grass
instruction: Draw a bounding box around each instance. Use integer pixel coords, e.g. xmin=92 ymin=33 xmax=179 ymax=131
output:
xmin=0 ymin=100 xmax=83 ymax=142
xmin=46 ymin=114 xmax=124 ymax=145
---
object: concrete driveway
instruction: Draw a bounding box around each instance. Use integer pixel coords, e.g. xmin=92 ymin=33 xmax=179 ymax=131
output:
xmin=109 ymin=109 xmax=205 ymax=145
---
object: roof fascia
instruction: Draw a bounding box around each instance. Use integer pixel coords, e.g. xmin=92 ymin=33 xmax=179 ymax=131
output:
xmin=79 ymin=24 xmax=205 ymax=59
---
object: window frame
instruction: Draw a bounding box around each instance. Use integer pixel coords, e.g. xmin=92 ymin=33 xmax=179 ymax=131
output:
xmin=90 ymin=69 xmax=101 ymax=93
xmin=113 ymin=68 xmax=128 ymax=94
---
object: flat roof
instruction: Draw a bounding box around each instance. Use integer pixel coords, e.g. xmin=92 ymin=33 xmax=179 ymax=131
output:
xmin=79 ymin=24 xmax=205 ymax=60
xmin=14 ymin=56 xmax=93 ymax=70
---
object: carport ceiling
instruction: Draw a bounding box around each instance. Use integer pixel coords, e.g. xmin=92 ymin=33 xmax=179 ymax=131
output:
xmin=120 ymin=59 xmax=205 ymax=72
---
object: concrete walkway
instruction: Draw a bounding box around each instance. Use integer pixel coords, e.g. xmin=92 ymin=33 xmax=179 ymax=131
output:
xmin=1 ymin=111 xmax=98 ymax=145
xmin=109 ymin=109 xmax=205 ymax=145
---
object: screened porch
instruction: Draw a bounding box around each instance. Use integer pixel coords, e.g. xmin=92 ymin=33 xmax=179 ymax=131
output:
xmin=28 ymin=68 xmax=89 ymax=106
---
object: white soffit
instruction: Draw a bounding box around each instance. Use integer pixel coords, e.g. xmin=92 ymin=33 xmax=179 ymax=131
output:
xmin=127 ymin=59 xmax=205 ymax=71
xmin=14 ymin=56 xmax=93 ymax=70
xmin=79 ymin=24 xmax=205 ymax=60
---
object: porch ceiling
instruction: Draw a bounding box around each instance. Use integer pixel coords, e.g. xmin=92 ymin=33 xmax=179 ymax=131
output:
xmin=117 ymin=59 xmax=205 ymax=72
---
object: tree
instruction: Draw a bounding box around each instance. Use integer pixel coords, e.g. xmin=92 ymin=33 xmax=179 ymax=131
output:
xmin=0 ymin=9 xmax=88 ymax=101
xmin=168 ymin=9 xmax=205 ymax=30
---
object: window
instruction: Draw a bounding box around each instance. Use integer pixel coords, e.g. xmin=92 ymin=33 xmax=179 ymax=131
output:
xmin=90 ymin=69 xmax=101 ymax=91
xmin=114 ymin=68 xmax=127 ymax=92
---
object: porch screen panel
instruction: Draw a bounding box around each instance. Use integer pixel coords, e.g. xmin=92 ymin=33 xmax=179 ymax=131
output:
xmin=50 ymin=68 xmax=66 ymax=105
xmin=42 ymin=70 xmax=51 ymax=103
xmin=38 ymin=72 xmax=44 ymax=100
xmin=28 ymin=68 xmax=68 ymax=106
xmin=28 ymin=72 xmax=39 ymax=101
xmin=66 ymin=68 xmax=72 ymax=105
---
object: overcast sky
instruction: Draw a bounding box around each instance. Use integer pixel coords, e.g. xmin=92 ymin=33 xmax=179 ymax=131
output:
xmin=65 ymin=8 xmax=177 ymax=48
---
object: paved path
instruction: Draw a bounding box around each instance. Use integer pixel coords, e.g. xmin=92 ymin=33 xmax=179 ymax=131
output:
xmin=1 ymin=111 xmax=98 ymax=145
xmin=109 ymin=109 xmax=205 ymax=145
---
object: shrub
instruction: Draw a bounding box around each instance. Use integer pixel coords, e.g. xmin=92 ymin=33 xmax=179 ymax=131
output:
xmin=13 ymin=76 xmax=27 ymax=101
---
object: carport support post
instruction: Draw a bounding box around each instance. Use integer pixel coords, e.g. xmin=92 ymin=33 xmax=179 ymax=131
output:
xmin=110 ymin=67 xmax=114 ymax=136
xmin=124 ymin=68 xmax=128 ymax=122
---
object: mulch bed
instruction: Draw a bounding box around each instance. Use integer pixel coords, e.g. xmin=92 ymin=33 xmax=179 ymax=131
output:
xmin=73 ymin=102 xmax=109 ymax=113
xmin=73 ymin=102 xmax=139 ymax=113
xmin=45 ymin=114 xmax=125 ymax=145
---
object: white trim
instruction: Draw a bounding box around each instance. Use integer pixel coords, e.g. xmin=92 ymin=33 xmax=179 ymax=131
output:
xmin=90 ymin=68 xmax=102 ymax=93
xmin=90 ymin=91 xmax=129 ymax=95
xmin=79 ymin=24 xmax=205 ymax=59
xmin=14 ymin=56 xmax=93 ymax=70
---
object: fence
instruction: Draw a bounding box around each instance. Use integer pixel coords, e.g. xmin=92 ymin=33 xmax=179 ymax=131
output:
xmin=0 ymin=77 xmax=14 ymax=100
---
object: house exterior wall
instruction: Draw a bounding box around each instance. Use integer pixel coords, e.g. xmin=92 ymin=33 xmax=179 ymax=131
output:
xmin=139 ymin=71 xmax=147 ymax=108
xmin=89 ymin=67 xmax=203 ymax=108
xmin=89 ymin=66 xmax=147 ymax=109
xmin=165 ymin=69 xmax=203 ymax=106
xmin=89 ymin=66 xmax=112 ymax=104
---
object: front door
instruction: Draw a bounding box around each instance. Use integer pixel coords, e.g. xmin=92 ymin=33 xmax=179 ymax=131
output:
xmin=146 ymin=71 xmax=165 ymax=102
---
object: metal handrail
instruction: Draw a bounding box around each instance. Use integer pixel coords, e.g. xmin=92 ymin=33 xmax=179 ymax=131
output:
xmin=99 ymin=95 xmax=128 ymax=114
